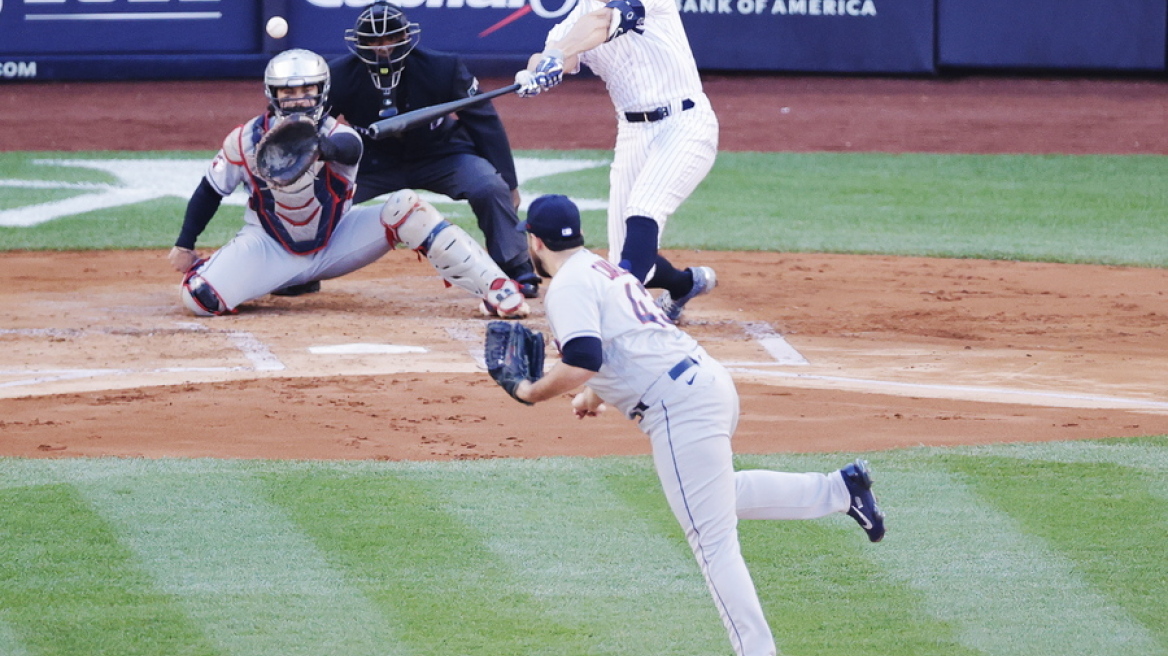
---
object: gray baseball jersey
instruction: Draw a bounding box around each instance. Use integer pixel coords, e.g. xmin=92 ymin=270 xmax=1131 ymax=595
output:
xmin=544 ymin=247 xmax=855 ymax=656
xmin=544 ymin=0 xmax=719 ymax=262
xmin=194 ymin=115 xmax=392 ymax=311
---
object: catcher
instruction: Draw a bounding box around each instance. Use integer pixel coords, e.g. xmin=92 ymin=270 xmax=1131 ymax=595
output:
xmin=167 ymin=48 xmax=529 ymax=319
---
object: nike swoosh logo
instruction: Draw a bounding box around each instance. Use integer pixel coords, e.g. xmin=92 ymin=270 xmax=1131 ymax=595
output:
xmin=685 ymin=373 xmax=697 ymax=385
xmin=851 ymin=499 xmax=874 ymax=529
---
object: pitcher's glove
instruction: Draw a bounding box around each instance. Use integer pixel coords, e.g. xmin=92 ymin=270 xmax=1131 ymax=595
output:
xmin=255 ymin=115 xmax=320 ymax=188
xmin=484 ymin=320 xmax=545 ymax=405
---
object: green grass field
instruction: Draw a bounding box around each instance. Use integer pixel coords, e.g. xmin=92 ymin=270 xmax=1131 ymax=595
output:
xmin=1 ymin=149 xmax=1166 ymax=655
xmin=2 ymin=150 xmax=1166 ymax=267
xmin=2 ymin=439 xmax=1166 ymax=656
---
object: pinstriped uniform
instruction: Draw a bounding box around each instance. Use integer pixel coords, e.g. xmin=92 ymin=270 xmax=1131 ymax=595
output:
xmin=544 ymin=0 xmax=718 ymax=263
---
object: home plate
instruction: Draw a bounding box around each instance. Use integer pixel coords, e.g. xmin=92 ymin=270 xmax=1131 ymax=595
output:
xmin=308 ymin=344 xmax=428 ymax=355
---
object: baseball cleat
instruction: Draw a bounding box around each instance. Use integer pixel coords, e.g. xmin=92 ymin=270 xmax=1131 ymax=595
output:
xmin=480 ymin=299 xmax=531 ymax=319
xmin=840 ymin=459 xmax=885 ymax=542
xmin=515 ymin=272 xmax=542 ymax=299
xmin=656 ymin=266 xmax=716 ymax=322
xmin=271 ymin=280 xmax=321 ymax=297
xmin=480 ymin=279 xmax=530 ymax=319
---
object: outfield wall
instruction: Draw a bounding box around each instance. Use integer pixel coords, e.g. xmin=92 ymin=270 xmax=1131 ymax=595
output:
xmin=1 ymin=0 xmax=1165 ymax=81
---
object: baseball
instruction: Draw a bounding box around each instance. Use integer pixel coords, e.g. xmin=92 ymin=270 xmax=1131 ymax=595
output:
xmin=266 ymin=16 xmax=289 ymax=39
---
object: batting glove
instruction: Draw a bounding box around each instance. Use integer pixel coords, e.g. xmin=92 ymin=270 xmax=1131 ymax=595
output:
xmin=533 ymin=49 xmax=565 ymax=89
xmin=514 ymin=70 xmax=542 ymax=98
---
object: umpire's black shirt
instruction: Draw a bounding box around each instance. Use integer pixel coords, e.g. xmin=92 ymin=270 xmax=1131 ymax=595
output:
xmin=328 ymin=49 xmax=519 ymax=191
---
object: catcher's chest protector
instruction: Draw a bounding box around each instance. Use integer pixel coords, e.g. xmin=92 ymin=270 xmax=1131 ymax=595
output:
xmin=242 ymin=117 xmax=352 ymax=254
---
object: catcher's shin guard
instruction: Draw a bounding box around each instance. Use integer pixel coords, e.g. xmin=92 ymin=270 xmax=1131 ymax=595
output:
xmin=180 ymin=268 xmax=231 ymax=316
xmin=381 ymin=190 xmax=529 ymax=318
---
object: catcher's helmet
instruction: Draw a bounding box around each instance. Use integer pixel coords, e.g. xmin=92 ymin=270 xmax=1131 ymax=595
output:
xmin=345 ymin=1 xmax=420 ymax=91
xmin=264 ymin=49 xmax=330 ymax=123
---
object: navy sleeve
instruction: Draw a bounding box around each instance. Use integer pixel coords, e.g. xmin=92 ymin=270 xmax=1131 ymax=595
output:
xmin=318 ymin=131 xmax=362 ymax=166
xmin=560 ymin=335 xmax=603 ymax=372
xmin=175 ymin=178 xmax=225 ymax=250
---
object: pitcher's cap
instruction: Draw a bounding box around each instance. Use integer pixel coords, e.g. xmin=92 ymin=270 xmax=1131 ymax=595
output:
xmin=517 ymin=194 xmax=584 ymax=250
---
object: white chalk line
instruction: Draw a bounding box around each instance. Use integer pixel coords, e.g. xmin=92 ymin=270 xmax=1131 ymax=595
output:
xmin=741 ymin=321 xmax=809 ymax=365
xmin=730 ymin=321 xmax=1168 ymax=410
xmin=225 ymin=331 xmax=285 ymax=372
xmin=0 ymin=367 xmax=245 ymax=390
xmin=5 ymin=318 xmax=1163 ymax=411
xmin=0 ymin=324 xmax=284 ymax=389
xmin=726 ymin=366 xmax=1168 ymax=410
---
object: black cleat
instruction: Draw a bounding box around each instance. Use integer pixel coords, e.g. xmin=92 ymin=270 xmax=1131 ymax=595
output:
xmin=272 ymin=280 xmax=321 ymax=297
xmin=840 ymin=459 xmax=886 ymax=542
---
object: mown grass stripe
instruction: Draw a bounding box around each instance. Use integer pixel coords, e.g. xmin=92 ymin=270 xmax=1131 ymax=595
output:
xmin=945 ymin=437 xmax=1168 ymax=471
xmin=260 ymin=467 xmax=588 ymax=656
xmin=947 ymin=455 xmax=1168 ymax=651
xmin=0 ymin=483 xmax=219 ymax=656
xmin=870 ymin=466 xmax=1161 ymax=656
xmin=0 ymin=617 xmax=33 ymax=656
xmin=419 ymin=457 xmax=730 ymax=656
xmin=733 ymin=454 xmax=981 ymax=655
xmin=78 ymin=466 xmax=404 ymax=656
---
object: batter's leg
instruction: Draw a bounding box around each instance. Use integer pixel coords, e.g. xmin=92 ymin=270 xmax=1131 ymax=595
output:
xmin=606 ymin=121 xmax=650 ymax=266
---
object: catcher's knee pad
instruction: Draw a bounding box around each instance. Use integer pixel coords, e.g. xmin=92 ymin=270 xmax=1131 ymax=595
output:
xmin=379 ymin=190 xmax=527 ymax=317
xmin=180 ymin=270 xmax=229 ymax=316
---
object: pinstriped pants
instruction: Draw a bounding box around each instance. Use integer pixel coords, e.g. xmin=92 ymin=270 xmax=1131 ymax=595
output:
xmin=605 ymin=94 xmax=719 ymax=264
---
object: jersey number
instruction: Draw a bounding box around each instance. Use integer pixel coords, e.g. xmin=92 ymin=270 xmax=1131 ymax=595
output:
xmin=625 ymin=282 xmax=666 ymax=326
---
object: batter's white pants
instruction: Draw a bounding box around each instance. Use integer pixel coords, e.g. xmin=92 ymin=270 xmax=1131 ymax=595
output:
xmin=637 ymin=356 xmax=850 ymax=656
xmin=195 ymin=206 xmax=391 ymax=312
xmin=606 ymin=94 xmax=719 ymax=264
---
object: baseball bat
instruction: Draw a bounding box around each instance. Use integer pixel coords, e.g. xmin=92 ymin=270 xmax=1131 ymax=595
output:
xmin=365 ymin=83 xmax=521 ymax=140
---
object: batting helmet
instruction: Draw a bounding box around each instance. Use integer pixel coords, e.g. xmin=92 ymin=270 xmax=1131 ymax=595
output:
xmin=263 ymin=49 xmax=331 ymax=123
xmin=345 ymin=1 xmax=421 ymax=91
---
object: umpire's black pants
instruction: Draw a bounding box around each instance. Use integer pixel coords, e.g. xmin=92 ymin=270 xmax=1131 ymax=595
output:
xmin=352 ymin=153 xmax=530 ymax=278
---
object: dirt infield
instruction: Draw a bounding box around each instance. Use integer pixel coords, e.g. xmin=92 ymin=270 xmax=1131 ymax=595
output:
xmin=1 ymin=75 xmax=1166 ymax=460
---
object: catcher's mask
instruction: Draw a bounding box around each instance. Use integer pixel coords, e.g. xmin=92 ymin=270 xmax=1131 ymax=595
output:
xmin=264 ymin=49 xmax=330 ymax=123
xmin=345 ymin=1 xmax=420 ymax=91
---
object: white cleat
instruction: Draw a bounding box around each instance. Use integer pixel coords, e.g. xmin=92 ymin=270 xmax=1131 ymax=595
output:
xmin=480 ymin=279 xmax=530 ymax=319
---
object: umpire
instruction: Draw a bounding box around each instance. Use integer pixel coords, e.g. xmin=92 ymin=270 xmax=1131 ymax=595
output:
xmin=328 ymin=1 xmax=541 ymax=298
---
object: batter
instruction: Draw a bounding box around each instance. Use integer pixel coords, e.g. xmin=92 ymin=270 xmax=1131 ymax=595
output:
xmin=509 ymin=195 xmax=886 ymax=656
xmin=516 ymin=0 xmax=719 ymax=321
xmin=168 ymin=49 xmax=528 ymax=319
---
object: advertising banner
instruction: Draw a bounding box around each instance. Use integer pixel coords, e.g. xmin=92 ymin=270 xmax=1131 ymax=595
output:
xmin=0 ymin=0 xmax=260 ymax=54
xmin=938 ymin=0 xmax=1167 ymax=70
xmin=283 ymin=0 xmax=935 ymax=73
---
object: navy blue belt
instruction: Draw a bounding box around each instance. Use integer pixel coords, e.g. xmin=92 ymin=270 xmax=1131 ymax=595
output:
xmin=624 ymin=98 xmax=695 ymax=123
xmin=631 ymin=356 xmax=699 ymax=418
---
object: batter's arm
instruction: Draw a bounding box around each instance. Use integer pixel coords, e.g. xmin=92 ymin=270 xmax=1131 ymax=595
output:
xmin=526 ymin=7 xmax=614 ymax=73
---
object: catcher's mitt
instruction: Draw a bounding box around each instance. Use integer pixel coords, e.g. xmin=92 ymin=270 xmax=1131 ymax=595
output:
xmin=484 ymin=320 xmax=545 ymax=405
xmin=255 ymin=115 xmax=321 ymax=188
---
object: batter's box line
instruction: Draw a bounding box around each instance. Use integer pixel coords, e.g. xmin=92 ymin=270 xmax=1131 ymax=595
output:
xmin=176 ymin=322 xmax=285 ymax=372
xmin=0 ymin=366 xmax=247 ymax=390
